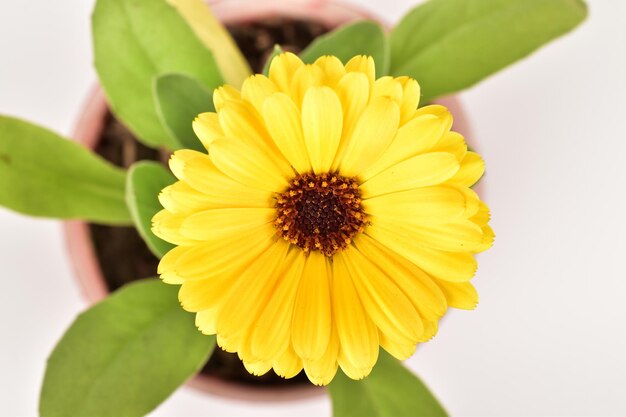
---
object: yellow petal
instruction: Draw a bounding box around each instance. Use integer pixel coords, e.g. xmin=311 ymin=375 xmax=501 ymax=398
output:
xmin=414 ymin=104 xmax=453 ymax=132
xmin=455 ymin=186 xmax=481 ymax=218
xmin=290 ymin=64 xmax=324 ymax=106
xmin=210 ymin=138 xmax=291 ymax=192
xmin=217 ymin=99 xmax=275 ymax=152
xmin=371 ymin=76 xmax=403 ymax=103
xmin=216 ymin=333 xmax=241 ymax=353
xmin=243 ymin=360 xmax=273 ymax=376
xmin=151 ymin=209 xmax=197 ymax=246
xmin=195 ymin=306 xmax=219 ymax=335
xmin=291 ymin=252 xmax=332 ymax=360
xmin=338 ymin=349 xmax=376 ymax=381
xmin=435 ymin=279 xmax=479 ymax=310
xmin=345 ymin=55 xmax=375 ymax=86
xmin=269 ymin=52 xmax=305 ymax=93
xmin=180 ymin=207 xmax=274 ymax=241
xmin=241 ymin=74 xmax=278 ymax=114
xmin=235 ymin=325 xmax=257 ymax=362
xmin=343 ymin=249 xmax=423 ymax=345
xmin=449 ymin=151 xmax=485 ymax=187
xmin=379 ymin=331 xmax=416 ymax=361
xmin=160 ymin=270 xmax=183 ymax=284
xmin=171 ymin=223 xmax=275 ymax=281
xmin=396 ymin=76 xmax=421 ymax=124
xmin=158 ymin=181 xmax=216 ymax=215
xmin=158 ymin=245 xmax=188 ymax=284
xmin=178 ymin=229 xmax=277 ymax=313
xmin=363 ymin=186 xmax=467 ymax=223
xmin=361 ymin=114 xmax=447 ymax=180
xmin=217 ymin=240 xmax=290 ymax=338
xmin=476 ymin=225 xmax=495 ymax=253
xmin=471 ymin=201 xmax=491 ymax=227
xmin=273 ymin=346 xmax=304 ymax=379
xmin=301 ymin=86 xmax=343 ymax=173
xmin=353 ymin=234 xmax=447 ymax=321
xmin=419 ymin=320 xmax=439 ymax=342
xmin=314 ymin=55 xmax=346 ymax=88
xmin=169 ymin=149 xmax=201 ymax=180
xmin=338 ymin=97 xmax=400 ymax=177
xmin=373 ymin=217 xmax=485 ymax=252
xmin=433 ymin=131 xmax=467 ymax=161
xmin=331 ymin=72 xmax=370 ymax=171
xmin=179 ymin=277 xmax=233 ymax=313
xmin=250 ymin=249 xmax=306 ymax=361
xmin=160 ymin=177 xmax=269 ymax=213
xmin=192 ymin=112 xmax=223 ymax=150
xmin=262 ymin=92 xmax=311 ymax=173
xmin=360 ymin=152 xmax=459 ymax=198
xmin=366 ymin=224 xmax=478 ymax=282
xmin=213 ymin=85 xmax=241 ymax=111
xmin=303 ymin=327 xmax=339 ymax=386
xmin=332 ymin=253 xmax=379 ymax=377
xmin=179 ymin=154 xmax=272 ymax=207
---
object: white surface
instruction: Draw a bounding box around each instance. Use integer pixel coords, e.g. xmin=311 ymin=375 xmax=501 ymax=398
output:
xmin=1 ymin=0 xmax=625 ymax=416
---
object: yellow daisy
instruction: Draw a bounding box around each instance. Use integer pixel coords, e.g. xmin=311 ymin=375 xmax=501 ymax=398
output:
xmin=152 ymin=53 xmax=494 ymax=385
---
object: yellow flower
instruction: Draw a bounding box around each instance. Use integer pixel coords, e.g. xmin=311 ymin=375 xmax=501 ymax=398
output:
xmin=152 ymin=53 xmax=494 ymax=385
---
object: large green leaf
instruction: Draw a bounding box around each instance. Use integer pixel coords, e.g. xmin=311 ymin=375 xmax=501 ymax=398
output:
xmin=328 ymin=351 xmax=448 ymax=417
xmin=40 ymin=279 xmax=215 ymax=417
xmin=126 ymin=162 xmax=176 ymax=258
xmin=153 ymin=73 xmax=214 ymax=152
xmin=300 ymin=21 xmax=389 ymax=76
xmin=168 ymin=0 xmax=252 ymax=87
xmin=390 ymin=0 xmax=588 ymax=102
xmin=92 ymin=0 xmax=224 ymax=149
xmin=0 ymin=116 xmax=130 ymax=224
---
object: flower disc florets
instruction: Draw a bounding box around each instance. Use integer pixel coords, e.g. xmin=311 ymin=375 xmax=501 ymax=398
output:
xmin=275 ymin=172 xmax=368 ymax=257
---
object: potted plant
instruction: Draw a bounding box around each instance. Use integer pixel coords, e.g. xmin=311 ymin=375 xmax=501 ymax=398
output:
xmin=0 ymin=0 xmax=587 ymax=415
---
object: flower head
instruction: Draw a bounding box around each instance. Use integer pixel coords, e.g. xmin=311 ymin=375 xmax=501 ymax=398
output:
xmin=152 ymin=53 xmax=493 ymax=385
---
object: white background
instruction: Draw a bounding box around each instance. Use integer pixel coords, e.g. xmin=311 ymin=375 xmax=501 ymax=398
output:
xmin=1 ymin=0 xmax=625 ymax=416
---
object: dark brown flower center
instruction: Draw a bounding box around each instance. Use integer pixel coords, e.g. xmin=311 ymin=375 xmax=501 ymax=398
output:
xmin=274 ymin=172 xmax=368 ymax=257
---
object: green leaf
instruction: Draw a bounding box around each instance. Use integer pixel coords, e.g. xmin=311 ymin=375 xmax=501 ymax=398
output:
xmin=168 ymin=0 xmax=252 ymax=87
xmin=93 ymin=0 xmax=224 ymax=149
xmin=40 ymin=279 xmax=215 ymax=417
xmin=300 ymin=21 xmax=389 ymax=76
xmin=263 ymin=44 xmax=284 ymax=76
xmin=153 ymin=73 xmax=214 ymax=152
xmin=390 ymin=0 xmax=588 ymax=102
xmin=328 ymin=351 xmax=448 ymax=417
xmin=0 ymin=116 xmax=130 ymax=224
xmin=126 ymin=162 xmax=176 ymax=258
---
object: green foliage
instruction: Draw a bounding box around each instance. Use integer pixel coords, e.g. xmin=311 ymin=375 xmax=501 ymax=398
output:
xmin=263 ymin=44 xmax=284 ymax=76
xmin=168 ymin=0 xmax=252 ymax=87
xmin=390 ymin=0 xmax=588 ymax=102
xmin=92 ymin=0 xmax=224 ymax=149
xmin=328 ymin=351 xmax=448 ymax=417
xmin=0 ymin=116 xmax=130 ymax=224
xmin=40 ymin=280 xmax=215 ymax=417
xmin=154 ymin=73 xmax=214 ymax=152
xmin=126 ymin=162 xmax=176 ymax=258
xmin=300 ymin=21 xmax=389 ymax=76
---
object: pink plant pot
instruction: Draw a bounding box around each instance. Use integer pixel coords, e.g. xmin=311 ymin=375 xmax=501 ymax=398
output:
xmin=63 ymin=0 xmax=477 ymax=404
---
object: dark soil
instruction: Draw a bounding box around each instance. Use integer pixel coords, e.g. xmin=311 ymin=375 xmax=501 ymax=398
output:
xmin=89 ymin=116 xmax=166 ymax=291
xmin=227 ymin=18 xmax=327 ymax=73
xmin=88 ymin=18 xmax=330 ymax=387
